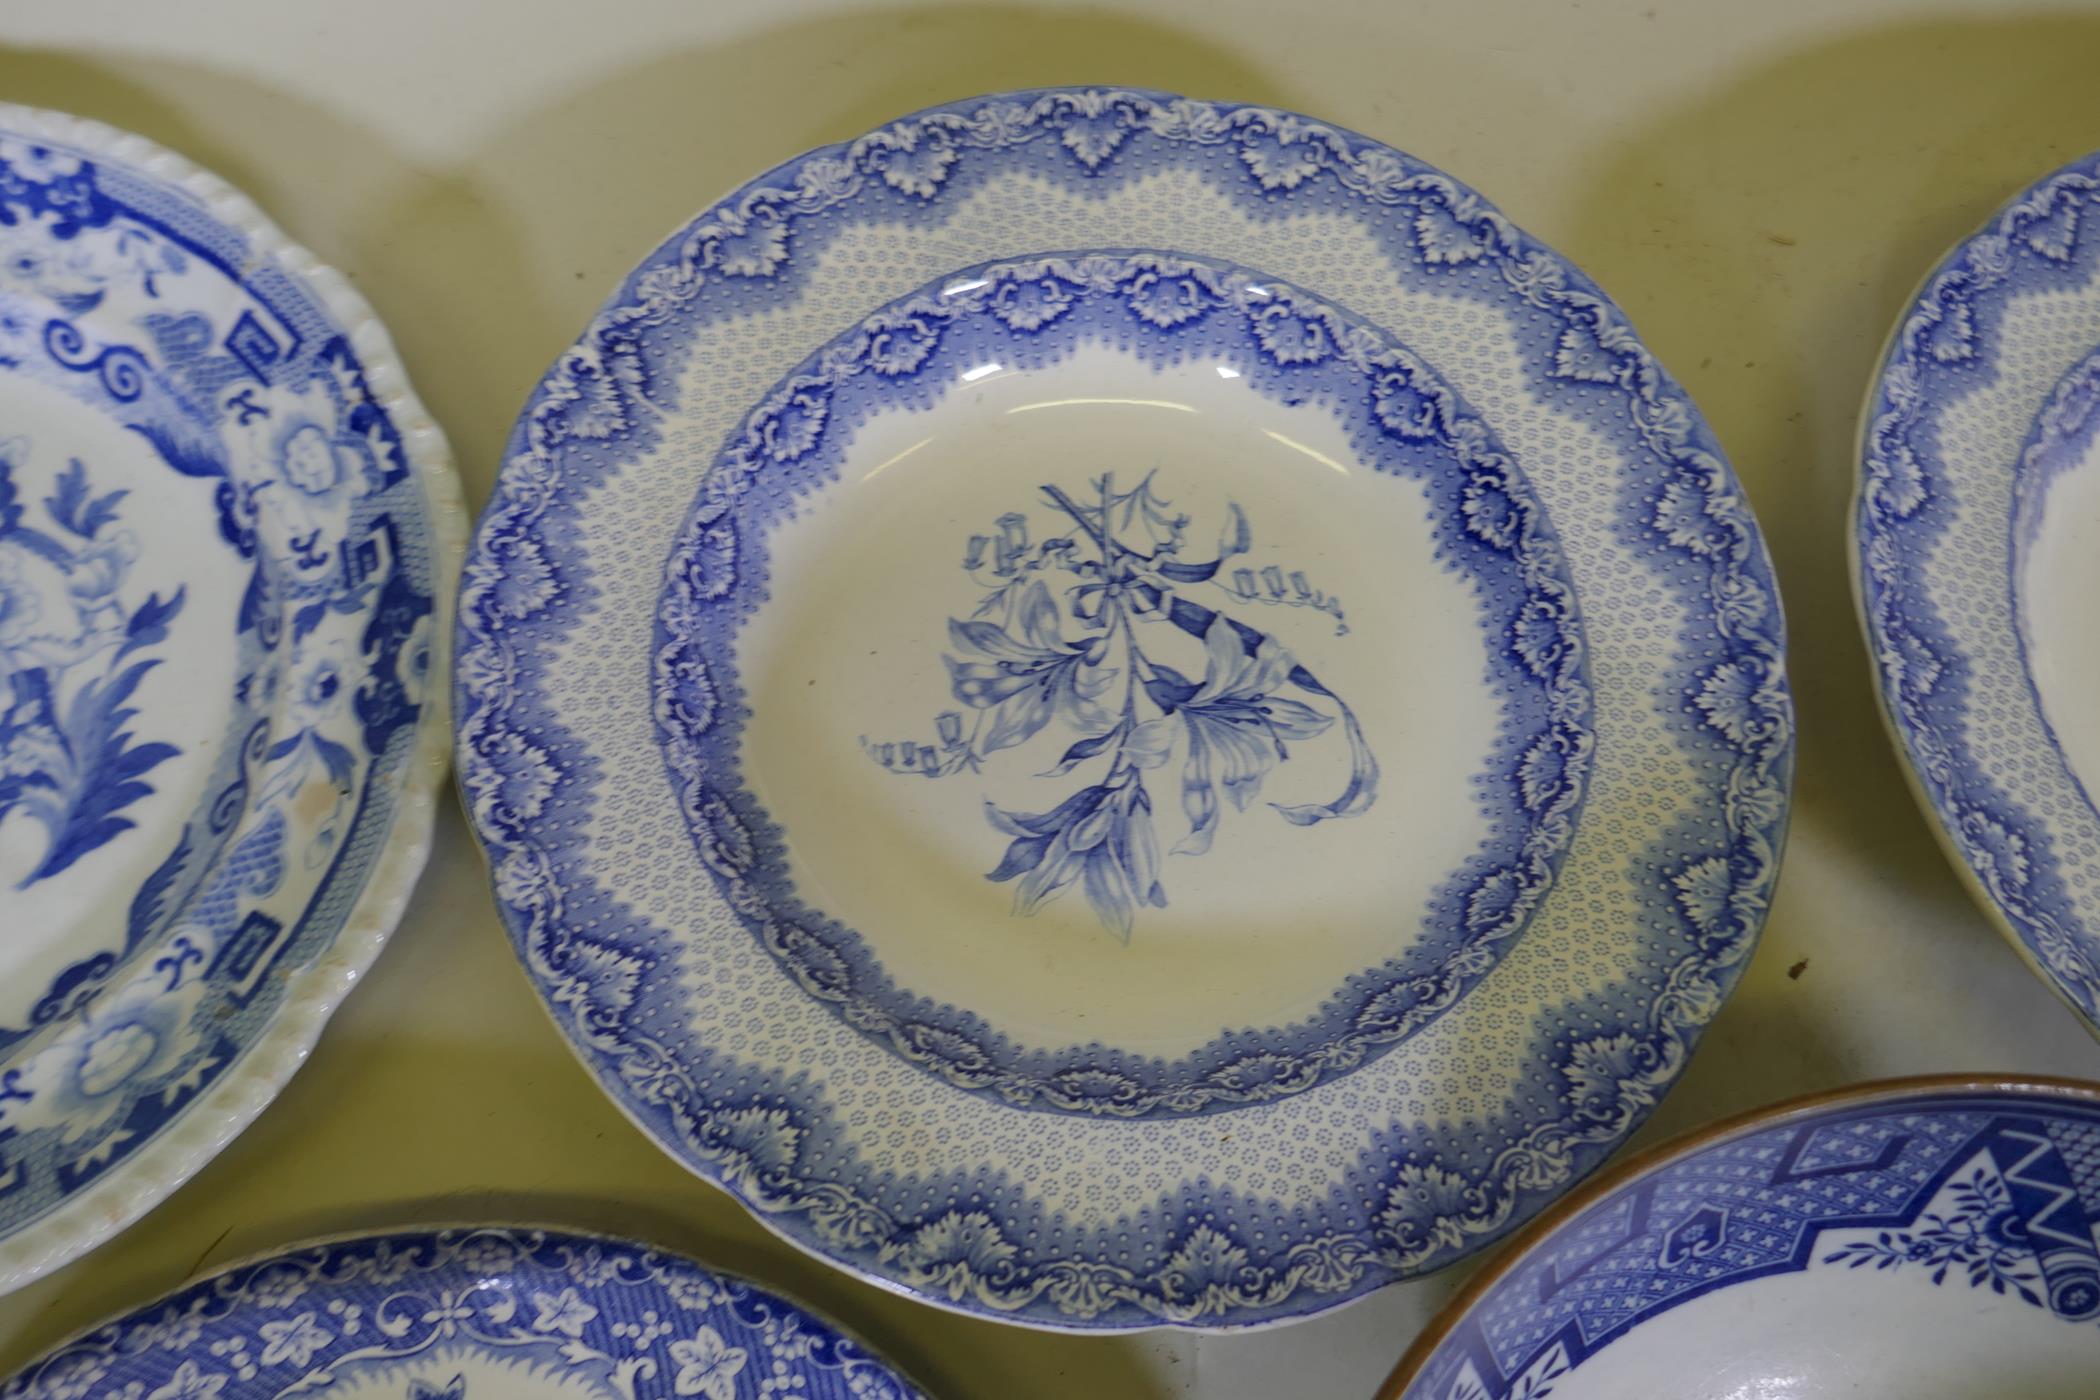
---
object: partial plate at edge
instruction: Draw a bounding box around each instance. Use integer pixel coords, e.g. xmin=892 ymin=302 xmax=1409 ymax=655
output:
xmin=1 ymin=1226 xmax=924 ymax=1399
xmin=0 ymin=106 xmax=462 ymax=1289
xmin=1858 ymin=150 xmax=2100 ymax=1035
xmin=1385 ymin=1078 xmax=2100 ymax=1399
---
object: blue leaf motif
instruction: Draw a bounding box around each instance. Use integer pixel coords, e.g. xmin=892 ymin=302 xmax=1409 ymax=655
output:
xmin=1172 ymin=619 xmax=1334 ymax=855
xmin=944 ymin=580 xmax=1115 ymax=756
xmin=43 ymin=456 xmax=90 ymax=535
xmin=78 ymin=485 xmax=128 ymax=538
xmin=119 ymin=585 xmax=184 ymax=658
xmin=0 ymin=436 xmax=23 ymax=536
xmin=25 ymin=657 xmax=183 ymax=883
xmin=1237 ymin=129 xmax=1324 ymax=191
xmin=989 ymin=276 xmax=1076 ymax=332
xmin=1411 ymin=199 xmax=1492 ymax=265
xmin=1042 ymin=726 xmax=1120 ymax=778
xmin=986 ymin=776 xmax=1165 ymax=940
xmin=868 ymin=473 xmax=1375 ymax=937
xmin=1123 ymin=264 xmax=1225 ymax=329
xmin=1249 ymin=301 xmax=1334 ymax=365
xmin=1 ymin=447 xmax=187 ymax=887
xmin=312 ymin=734 xmax=356 ymax=788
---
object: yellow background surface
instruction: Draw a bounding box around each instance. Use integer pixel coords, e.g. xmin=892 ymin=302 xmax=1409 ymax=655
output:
xmin=4 ymin=2 xmax=2100 ymax=1393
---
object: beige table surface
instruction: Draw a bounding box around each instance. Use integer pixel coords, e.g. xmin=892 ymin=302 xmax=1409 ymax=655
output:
xmin=5 ymin=1 xmax=2100 ymax=1395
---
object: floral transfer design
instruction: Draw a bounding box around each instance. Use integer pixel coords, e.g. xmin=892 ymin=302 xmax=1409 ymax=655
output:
xmin=648 ymin=251 xmax=1592 ymax=1119
xmin=0 ymin=442 xmax=185 ymax=885
xmin=1824 ymin=1164 xmax=2053 ymax=1303
xmin=464 ymin=89 xmax=1790 ymax=1327
xmin=0 ymin=1229 xmax=921 ymax=1400
xmin=865 ymin=474 xmax=1373 ymax=937
xmin=0 ymin=116 xmax=448 ymax=1278
xmin=1400 ymin=1099 xmax=2100 ymax=1400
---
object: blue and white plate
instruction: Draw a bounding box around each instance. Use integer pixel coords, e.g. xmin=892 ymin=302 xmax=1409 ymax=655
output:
xmin=0 ymin=1226 xmax=924 ymax=1399
xmin=458 ymin=88 xmax=1793 ymax=1330
xmin=1858 ymin=151 xmax=2100 ymax=1037
xmin=0 ymin=107 xmax=461 ymax=1289
xmin=1384 ymin=1077 xmax=2100 ymax=1400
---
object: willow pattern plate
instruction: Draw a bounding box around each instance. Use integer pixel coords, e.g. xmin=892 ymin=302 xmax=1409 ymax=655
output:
xmin=0 ymin=106 xmax=461 ymax=1290
xmin=457 ymin=88 xmax=1792 ymax=1330
xmin=0 ymin=1226 xmax=924 ymax=1399
xmin=1859 ymin=150 xmax=2100 ymax=1037
xmin=1383 ymin=1077 xmax=2100 ymax=1400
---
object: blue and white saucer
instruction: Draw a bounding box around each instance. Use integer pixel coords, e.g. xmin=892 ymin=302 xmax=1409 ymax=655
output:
xmin=458 ymin=88 xmax=1793 ymax=1329
xmin=0 ymin=1226 xmax=923 ymax=1399
xmin=1858 ymin=150 xmax=2100 ymax=1037
xmin=1384 ymin=1077 xmax=2100 ymax=1400
xmin=0 ymin=108 xmax=461 ymax=1289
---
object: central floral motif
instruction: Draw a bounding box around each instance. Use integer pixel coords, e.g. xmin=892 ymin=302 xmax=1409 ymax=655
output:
xmin=864 ymin=472 xmax=1375 ymax=938
xmin=641 ymin=249 xmax=1598 ymax=1118
xmin=0 ymin=437 xmax=186 ymax=887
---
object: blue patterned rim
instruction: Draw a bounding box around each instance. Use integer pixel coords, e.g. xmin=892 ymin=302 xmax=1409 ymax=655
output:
xmin=0 ymin=1226 xmax=925 ymax=1399
xmin=458 ymin=87 xmax=1792 ymax=1329
xmin=652 ymin=249 xmax=1594 ymax=1118
xmin=0 ymin=107 xmax=459 ymax=1289
xmin=1857 ymin=149 xmax=2100 ymax=1031
xmin=1383 ymin=1077 xmax=2100 ymax=1400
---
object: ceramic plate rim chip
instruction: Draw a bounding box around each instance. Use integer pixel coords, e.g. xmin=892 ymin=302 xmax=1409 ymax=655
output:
xmin=0 ymin=1224 xmax=927 ymax=1399
xmin=457 ymin=86 xmax=1794 ymax=1331
xmin=1378 ymin=1075 xmax=2100 ymax=1399
xmin=1856 ymin=150 xmax=2100 ymax=1037
xmin=0 ymin=104 xmax=463 ymax=1291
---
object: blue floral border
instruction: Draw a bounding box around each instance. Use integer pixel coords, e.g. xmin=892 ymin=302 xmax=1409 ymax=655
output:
xmin=0 ymin=123 xmax=442 ymax=1255
xmin=0 ymin=1226 xmax=922 ymax=1399
xmin=1857 ymin=153 xmax=2100 ymax=1025
xmin=458 ymin=88 xmax=1793 ymax=1328
xmin=652 ymin=250 xmax=1594 ymax=1118
xmin=1398 ymin=1086 xmax=2100 ymax=1400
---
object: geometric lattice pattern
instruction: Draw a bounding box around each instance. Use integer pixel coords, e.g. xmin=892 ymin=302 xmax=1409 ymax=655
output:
xmin=1415 ymin=1093 xmax=2100 ymax=1400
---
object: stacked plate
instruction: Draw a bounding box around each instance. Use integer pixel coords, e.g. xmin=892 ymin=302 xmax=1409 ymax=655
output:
xmin=0 ymin=104 xmax=459 ymax=1292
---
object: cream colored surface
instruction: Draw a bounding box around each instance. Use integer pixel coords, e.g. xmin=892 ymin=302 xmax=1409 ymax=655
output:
xmin=2 ymin=2 xmax=2100 ymax=1396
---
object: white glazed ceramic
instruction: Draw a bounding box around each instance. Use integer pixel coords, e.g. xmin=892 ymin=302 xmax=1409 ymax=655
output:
xmin=0 ymin=1226 xmax=925 ymax=1399
xmin=0 ymin=106 xmax=462 ymax=1291
xmin=458 ymin=88 xmax=1793 ymax=1330
xmin=1383 ymin=1077 xmax=2100 ymax=1400
xmin=1858 ymin=150 xmax=2100 ymax=1037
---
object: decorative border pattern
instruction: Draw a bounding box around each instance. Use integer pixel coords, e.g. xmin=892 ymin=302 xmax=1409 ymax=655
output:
xmin=0 ymin=1227 xmax=923 ymax=1399
xmin=458 ymin=88 xmax=1791 ymax=1328
xmin=2010 ymin=349 xmax=2100 ymax=827
xmin=1857 ymin=155 xmax=2100 ymax=1026
xmin=1393 ymin=1086 xmax=2100 ymax=1400
xmin=0 ymin=106 xmax=463 ymax=1292
xmin=651 ymin=250 xmax=1593 ymax=1117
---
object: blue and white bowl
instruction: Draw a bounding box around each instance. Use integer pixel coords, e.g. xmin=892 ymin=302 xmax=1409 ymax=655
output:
xmin=1858 ymin=149 xmax=2100 ymax=1037
xmin=1384 ymin=1076 xmax=2100 ymax=1400
xmin=457 ymin=88 xmax=1793 ymax=1330
xmin=0 ymin=1226 xmax=924 ymax=1399
xmin=0 ymin=108 xmax=462 ymax=1291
